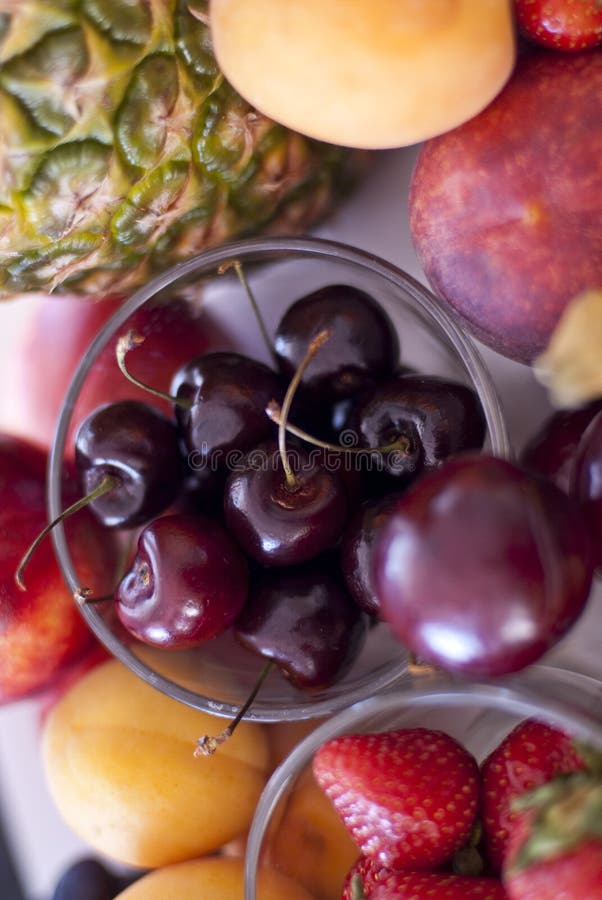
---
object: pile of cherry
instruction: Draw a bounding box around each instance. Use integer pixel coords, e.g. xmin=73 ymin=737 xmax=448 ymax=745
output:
xmin=19 ymin=275 xmax=602 ymax=703
xmin=312 ymin=717 xmax=602 ymax=899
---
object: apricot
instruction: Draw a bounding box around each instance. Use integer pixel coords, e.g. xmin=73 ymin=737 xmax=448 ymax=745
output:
xmin=113 ymin=857 xmax=314 ymax=899
xmin=209 ymin=0 xmax=515 ymax=149
xmin=265 ymin=718 xmax=325 ymax=769
xmin=261 ymin=720 xmax=359 ymax=898
xmin=42 ymin=659 xmax=270 ymax=868
xmin=265 ymin=769 xmax=360 ymax=900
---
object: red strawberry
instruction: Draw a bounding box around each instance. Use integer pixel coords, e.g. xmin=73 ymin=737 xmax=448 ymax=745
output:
xmin=481 ymin=719 xmax=586 ymax=872
xmin=515 ymin=0 xmax=602 ymax=51
xmin=503 ymin=773 xmax=602 ymax=900
xmin=343 ymin=856 xmax=508 ymax=899
xmin=312 ymin=727 xmax=479 ymax=871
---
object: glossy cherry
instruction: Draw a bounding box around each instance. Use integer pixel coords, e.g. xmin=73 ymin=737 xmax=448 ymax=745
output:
xmin=75 ymin=399 xmax=183 ymax=528
xmin=115 ymin=513 xmax=248 ymax=648
xmin=520 ymin=400 xmax=602 ymax=493
xmin=223 ymin=440 xmax=348 ymax=566
xmin=374 ymin=454 xmax=595 ymax=676
xmin=350 ymin=373 xmax=486 ymax=484
xmin=273 ymin=284 xmax=399 ymax=401
xmin=341 ymin=493 xmax=402 ymax=618
xmin=234 ymin=559 xmax=369 ymax=690
xmin=173 ymin=351 xmax=282 ymax=466
xmin=572 ymin=410 xmax=602 ymax=568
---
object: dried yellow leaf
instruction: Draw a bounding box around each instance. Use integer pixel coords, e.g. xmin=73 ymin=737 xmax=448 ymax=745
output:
xmin=534 ymin=289 xmax=602 ymax=409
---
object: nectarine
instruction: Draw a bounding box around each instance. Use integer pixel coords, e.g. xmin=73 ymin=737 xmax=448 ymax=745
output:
xmin=0 ymin=464 xmax=118 ymax=703
xmin=409 ymin=50 xmax=602 ymax=364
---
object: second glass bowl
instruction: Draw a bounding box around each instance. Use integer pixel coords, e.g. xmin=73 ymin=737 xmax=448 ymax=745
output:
xmin=47 ymin=236 xmax=510 ymax=722
xmin=245 ymin=665 xmax=602 ymax=899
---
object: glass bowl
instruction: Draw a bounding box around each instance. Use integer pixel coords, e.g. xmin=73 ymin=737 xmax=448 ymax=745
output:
xmin=244 ymin=664 xmax=602 ymax=899
xmin=47 ymin=236 xmax=510 ymax=722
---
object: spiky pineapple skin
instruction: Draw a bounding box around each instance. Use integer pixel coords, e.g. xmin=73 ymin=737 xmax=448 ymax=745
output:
xmin=0 ymin=0 xmax=362 ymax=298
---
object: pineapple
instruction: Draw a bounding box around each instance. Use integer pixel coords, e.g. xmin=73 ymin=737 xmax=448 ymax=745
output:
xmin=0 ymin=0 xmax=363 ymax=299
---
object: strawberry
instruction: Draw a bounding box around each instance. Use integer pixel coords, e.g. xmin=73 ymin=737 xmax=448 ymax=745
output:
xmin=481 ymin=718 xmax=586 ymax=872
xmin=312 ymin=727 xmax=479 ymax=872
xmin=343 ymin=856 xmax=508 ymax=899
xmin=502 ymin=773 xmax=602 ymax=899
xmin=515 ymin=0 xmax=602 ymax=51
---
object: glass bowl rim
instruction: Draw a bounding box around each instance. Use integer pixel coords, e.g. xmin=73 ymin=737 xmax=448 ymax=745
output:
xmin=47 ymin=235 xmax=511 ymax=722
xmin=244 ymin=663 xmax=602 ymax=899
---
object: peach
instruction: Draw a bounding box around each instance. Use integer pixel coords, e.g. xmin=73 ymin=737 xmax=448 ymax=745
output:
xmin=266 ymin=769 xmax=360 ymax=900
xmin=209 ymin=0 xmax=515 ymax=149
xmin=113 ymin=857 xmax=315 ymax=899
xmin=42 ymin=659 xmax=270 ymax=868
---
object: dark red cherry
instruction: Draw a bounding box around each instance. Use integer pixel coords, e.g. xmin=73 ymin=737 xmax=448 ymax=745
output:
xmin=75 ymin=400 xmax=183 ymax=528
xmin=223 ymin=440 xmax=348 ymax=566
xmin=572 ymin=410 xmax=602 ymax=568
xmin=350 ymin=373 xmax=486 ymax=483
xmin=322 ymin=365 xmax=419 ymax=443
xmin=341 ymin=493 xmax=402 ymax=618
xmin=520 ymin=400 xmax=602 ymax=493
xmin=173 ymin=352 xmax=282 ymax=465
xmin=234 ymin=560 xmax=369 ymax=690
xmin=273 ymin=284 xmax=399 ymax=401
xmin=115 ymin=513 xmax=248 ymax=648
xmin=374 ymin=454 xmax=595 ymax=677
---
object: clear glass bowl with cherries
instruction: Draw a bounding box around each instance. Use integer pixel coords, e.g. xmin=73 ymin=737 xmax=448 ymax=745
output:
xmin=244 ymin=665 xmax=602 ymax=899
xmin=47 ymin=236 xmax=510 ymax=723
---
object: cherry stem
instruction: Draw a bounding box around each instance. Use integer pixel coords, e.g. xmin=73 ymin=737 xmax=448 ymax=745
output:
xmin=407 ymin=652 xmax=438 ymax=677
xmin=73 ymin=587 xmax=113 ymax=606
xmin=219 ymin=260 xmax=277 ymax=366
xmin=278 ymin=329 xmax=330 ymax=491
xmin=194 ymin=660 xmax=274 ymax=757
xmin=15 ymin=473 xmax=120 ymax=592
xmin=74 ymin=529 xmax=139 ymax=607
xmin=115 ymin=331 xmax=193 ymax=410
xmin=266 ymin=401 xmax=412 ymax=457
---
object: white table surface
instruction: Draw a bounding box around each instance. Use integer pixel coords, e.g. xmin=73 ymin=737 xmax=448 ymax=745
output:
xmin=0 ymin=146 xmax=600 ymax=900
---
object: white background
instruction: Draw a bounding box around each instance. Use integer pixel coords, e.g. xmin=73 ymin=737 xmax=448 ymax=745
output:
xmin=0 ymin=146 xmax=600 ymax=899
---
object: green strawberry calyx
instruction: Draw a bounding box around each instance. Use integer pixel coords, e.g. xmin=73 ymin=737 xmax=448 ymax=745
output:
xmin=508 ymin=773 xmax=602 ymax=873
